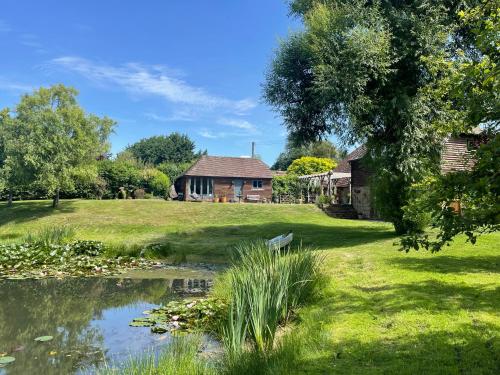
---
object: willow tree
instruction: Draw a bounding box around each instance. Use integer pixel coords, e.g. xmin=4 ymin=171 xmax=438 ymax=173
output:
xmin=3 ymin=85 xmax=115 ymax=207
xmin=264 ymin=0 xmax=476 ymax=234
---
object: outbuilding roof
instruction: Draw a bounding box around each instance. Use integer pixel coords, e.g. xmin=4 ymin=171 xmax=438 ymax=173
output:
xmin=183 ymin=155 xmax=274 ymax=179
xmin=330 ymin=145 xmax=367 ymax=187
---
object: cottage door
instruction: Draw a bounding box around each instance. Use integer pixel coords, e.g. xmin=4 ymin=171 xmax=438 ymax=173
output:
xmin=233 ymin=179 xmax=243 ymax=202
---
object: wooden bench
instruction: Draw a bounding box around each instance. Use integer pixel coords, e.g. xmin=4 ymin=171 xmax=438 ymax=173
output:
xmin=246 ymin=194 xmax=261 ymax=202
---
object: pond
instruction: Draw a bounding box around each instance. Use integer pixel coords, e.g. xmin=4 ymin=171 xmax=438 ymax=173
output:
xmin=0 ymin=268 xmax=215 ymax=374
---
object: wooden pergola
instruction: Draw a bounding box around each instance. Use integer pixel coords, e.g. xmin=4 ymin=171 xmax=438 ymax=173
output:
xmin=298 ymin=171 xmax=351 ymax=203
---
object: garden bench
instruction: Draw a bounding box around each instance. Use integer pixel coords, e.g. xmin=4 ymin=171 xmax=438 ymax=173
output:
xmin=246 ymin=194 xmax=261 ymax=202
xmin=266 ymin=232 xmax=293 ymax=250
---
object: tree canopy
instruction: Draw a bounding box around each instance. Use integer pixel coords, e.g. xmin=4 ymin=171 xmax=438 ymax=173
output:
xmin=272 ymin=138 xmax=346 ymax=170
xmin=400 ymin=0 xmax=499 ymax=251
xmin=1 ymin=85 xmax=115 ymax=207
xmin=287 ymin=156 xmax=336 ymax=176
xmin=126 ymin=133 xmax=196 ymax=165
xmin=264 ymin=0 xmax=482 ymax=234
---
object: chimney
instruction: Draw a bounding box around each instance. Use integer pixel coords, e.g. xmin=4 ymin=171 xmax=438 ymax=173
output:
xmin=251 ymin=141 xmax=255 ymax=158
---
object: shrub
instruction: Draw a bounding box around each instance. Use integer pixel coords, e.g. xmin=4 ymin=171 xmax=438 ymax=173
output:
xmin=272 ymin=174 xmax=301 ymax=200
xmin=157 ymin=161 xmax=193 ymax=183
xmin=287 ymin=156 xmax=336 ymax=176
xmin=140 ymin=242 xmax=173 ymax=258
xmin=150 ymin=171 xmax=170 ymax=197
xmin=316 ymin=194 xmax=331 ymax=207
xmin=117 ymin=188 xmax=127 ymax=199
xmin=141 ymin=168 xmax=171 ymax=197
xmin=98 ymin=159 xmax=142 ymax=198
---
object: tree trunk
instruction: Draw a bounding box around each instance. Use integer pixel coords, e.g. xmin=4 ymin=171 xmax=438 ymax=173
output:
xmin=52 ymin=189 xmax=60 ymax=208
xmin=7 ymin=190 xmax=13 ymax=207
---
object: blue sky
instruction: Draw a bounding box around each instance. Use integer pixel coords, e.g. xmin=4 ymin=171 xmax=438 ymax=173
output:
xmin=0 ymin=1 xmax=303 ymax=165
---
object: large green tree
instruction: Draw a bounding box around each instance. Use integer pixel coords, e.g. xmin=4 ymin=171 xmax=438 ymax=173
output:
xmin=264 ymin=0 xmax=474 ymax=234
xmin=126 ymin=133 xmax=196 ymax=165
xmin=1 ymin=85 xmax=115 ymax=207
xmin=401 ymin=0 xmax=499 ymax=251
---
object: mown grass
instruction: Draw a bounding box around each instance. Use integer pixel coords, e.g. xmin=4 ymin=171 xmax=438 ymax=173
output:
xmin=1 ymin=199 xmax=499 ymax=373
xmin=0 ymin=199 xmax=394 ymax=262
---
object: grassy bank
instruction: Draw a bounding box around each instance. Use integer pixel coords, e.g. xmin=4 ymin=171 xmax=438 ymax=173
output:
xmin=1 ymin=199 xmax=499 ymax=373
xmin=0 ymin=199 xmax=393 ymax=262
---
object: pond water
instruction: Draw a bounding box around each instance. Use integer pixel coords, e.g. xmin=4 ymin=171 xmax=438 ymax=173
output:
xmin=0 ymin=268 xmax=215 ymax=374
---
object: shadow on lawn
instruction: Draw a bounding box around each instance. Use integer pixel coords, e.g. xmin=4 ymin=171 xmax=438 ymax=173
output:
xmin=152 ymin=221 xmax=397 ymax=259
xmin=281 ymin=281 xmax=500 ymax=374
xmin=388 ymin=255 xmax=500 ymax=274
xmin=315 ymin=279 xmax=500 ymax=316
xmin=0 ymin=200 xmax=76 ymax=227
xmin=291 ymin=322 xmax=499 ymax=374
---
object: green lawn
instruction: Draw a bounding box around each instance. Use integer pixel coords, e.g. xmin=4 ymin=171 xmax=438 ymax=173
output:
xmin=1 ymin=199 xmax=499 ymax=373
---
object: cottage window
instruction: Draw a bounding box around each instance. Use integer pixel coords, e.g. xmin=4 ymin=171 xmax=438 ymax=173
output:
xmin=252 ymin=180 xmax=263 ymax=189
xmin=190 ymin=177 xmax=213 ymax=196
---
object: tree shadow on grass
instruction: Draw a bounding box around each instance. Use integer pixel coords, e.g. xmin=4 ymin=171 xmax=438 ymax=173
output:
xmin=290 ymin=322 xmax=500 ymax=374
xmin=387 ymin=255 xmax=500 ymax=274
xmin=150 ymin=222 xmax=397 ymax=261
xmin=281 ymin=278 xmax=500 ymax=374
xmin=0 ymin=200 xmax=76 ymax=227
xmin=317 ymin=280 xmax=500 ymax=316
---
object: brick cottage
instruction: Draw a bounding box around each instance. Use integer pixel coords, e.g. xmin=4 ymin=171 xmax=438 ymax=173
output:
xmin=176 ymin=155 xmax=273 ymax=202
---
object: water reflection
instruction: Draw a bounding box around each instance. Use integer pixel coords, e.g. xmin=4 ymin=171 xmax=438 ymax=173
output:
xmin=0 ymin=274 xmax=213 ymax=374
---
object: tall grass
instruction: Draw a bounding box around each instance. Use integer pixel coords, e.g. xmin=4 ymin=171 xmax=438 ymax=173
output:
xmin=23 ymin=225 xmax=75 ymax=245
xmin=98 ymin=334 xmax=216 ymax=375
xmin=222 ymin=241 xmax=320 ymax=355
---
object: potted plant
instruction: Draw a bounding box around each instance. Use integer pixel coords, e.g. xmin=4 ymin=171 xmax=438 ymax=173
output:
xmin=220 ymin=190 xmax=227 ymax=203
xmin=213 ymin=194 xmax=220 ymax=203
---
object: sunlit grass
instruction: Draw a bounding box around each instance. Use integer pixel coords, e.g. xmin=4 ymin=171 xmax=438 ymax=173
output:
xmin=1 ymin=199 xmax=498 ymax=373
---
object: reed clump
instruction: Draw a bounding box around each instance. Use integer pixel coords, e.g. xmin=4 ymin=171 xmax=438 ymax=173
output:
xmin=222 ymin=240 xmax=321 ymax=355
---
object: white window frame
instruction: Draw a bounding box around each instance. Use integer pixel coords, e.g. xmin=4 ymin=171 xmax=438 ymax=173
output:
xmin=189 ymin=177 xmax=213 ymax=196
xmin=252 ymin=180 xmax=263 ymax=190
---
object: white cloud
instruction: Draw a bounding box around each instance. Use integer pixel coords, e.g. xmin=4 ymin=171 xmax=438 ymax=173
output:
xmin=0 ymin=20 xmax=11 ymax=33
xmin=199 ymin=130 xmax=221 ymax=139
xmin=0 ymin=78 xmax=34 ymax=93
xmin=19 ymin=33 xmax=46 ymax=53
xmin=145 ymin=109 xmax=198 ymax=122
xmin=217 ymin=117 xmax=256 ymax=131
xmin=51 ymin=56 xmax=256 ymax=114
xmin=144 ymin=113 xmax=171 ymax=122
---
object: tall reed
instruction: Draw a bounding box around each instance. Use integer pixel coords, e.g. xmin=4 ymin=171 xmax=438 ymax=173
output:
xmin=222 ymin=241 xmax=320 ymax=354
xmin=23 ymin=225 xmax=75 ymax=246
xmin=98 ymin=334 xmax=215 ymax=375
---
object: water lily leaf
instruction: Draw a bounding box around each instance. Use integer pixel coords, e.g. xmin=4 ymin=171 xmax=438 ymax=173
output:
xmin=0 ymin=356 xmax=15 ymax=364
xmin=34 ymin=336 xmax=53 ymax=342
xmin=151 ymin=325 xmax=168 ymax=334
xmin=129 ymin=321 xmax=153 ymax=327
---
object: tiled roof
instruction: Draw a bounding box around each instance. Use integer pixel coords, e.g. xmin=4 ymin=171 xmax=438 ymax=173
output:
xmin=332 ymin=145 xmax=367 ymax=173
xmin=183 ymin=155 xmax=274 ymax=179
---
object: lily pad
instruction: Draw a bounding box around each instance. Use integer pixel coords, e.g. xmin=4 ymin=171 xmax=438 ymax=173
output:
xmin=151 ymin=325 xmax=168 ymax=334
xmin=34 ymin=336 xmax=53 ymax=342
xmin=129 ymin=321 xmax=153 ymax=327
xmin=0 ymin=356 xmax=15 ymax=364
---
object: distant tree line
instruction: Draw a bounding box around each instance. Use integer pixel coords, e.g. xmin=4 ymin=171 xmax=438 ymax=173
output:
xmin=0 ymin=85 xmax=201 ymax=207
